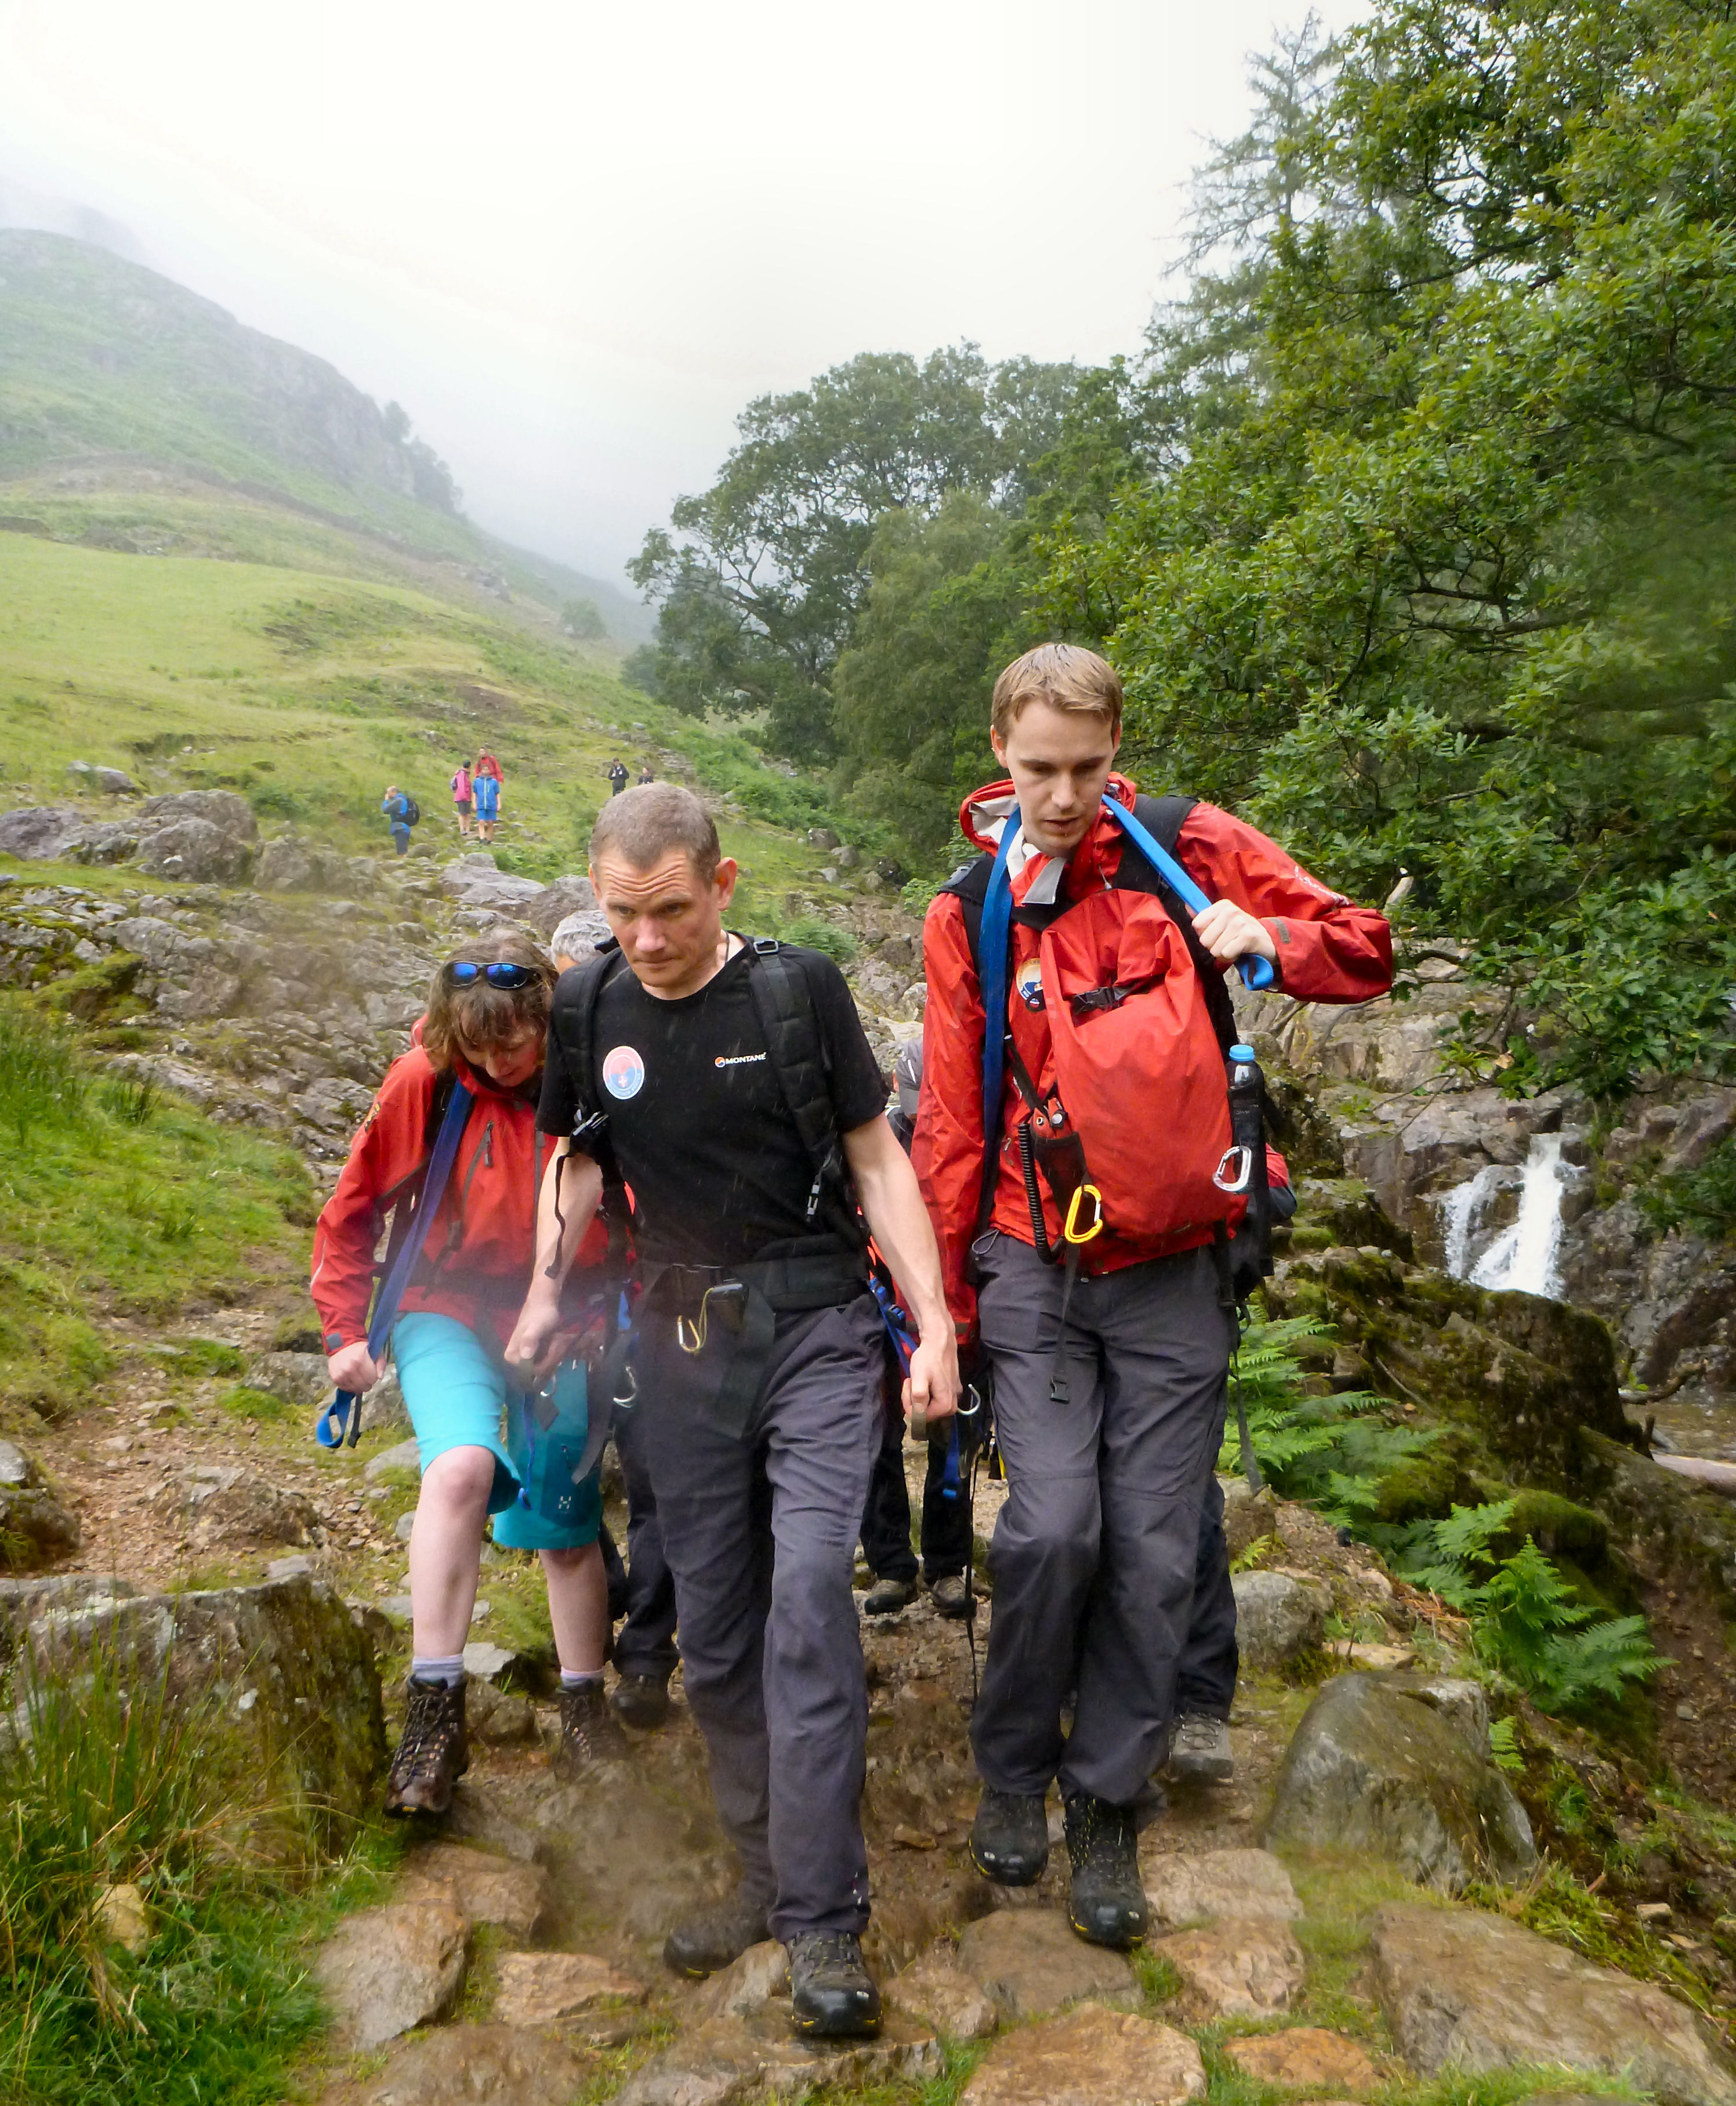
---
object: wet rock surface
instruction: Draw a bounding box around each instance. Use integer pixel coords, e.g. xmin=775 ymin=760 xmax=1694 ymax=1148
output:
xmin=1224 ymin=2027 xmax=1380 ymax=2090
xmin=1142 ymin=1846 xmax=1300 ymax=1927
xmin=961 ymin=2002 xmax=1208 ymax=2106
xmin=1371 ymin=1902 xmax=1736 ymax=2106
xmin=1154 ymin=1915 xmax=1306 ymax=2017
xmin=314 ymin=1897 xmax=470 ymax=2051
xmin=955 ymin=1906 xmax=1139 ymax=2018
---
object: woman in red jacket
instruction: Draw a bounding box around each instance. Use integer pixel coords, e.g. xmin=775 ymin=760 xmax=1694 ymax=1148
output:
xmin=312 ymin=932 xmax=619 ymax=1815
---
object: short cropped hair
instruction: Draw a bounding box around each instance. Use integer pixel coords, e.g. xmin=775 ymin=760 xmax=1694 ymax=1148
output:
xmin=590 ymin=782 xmax=720 ymax=882
xmin=549 ymin=911 xmax=602 ymax=967
xmin=990 ymin=643 xmax=1123 ymax=743
xmin=422 ymin=929 xmax=556 ymax=1074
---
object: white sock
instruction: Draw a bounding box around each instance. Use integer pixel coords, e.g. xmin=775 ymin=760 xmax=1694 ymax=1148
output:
xmin=411 ymin=1654 xmax=465 ymax=1687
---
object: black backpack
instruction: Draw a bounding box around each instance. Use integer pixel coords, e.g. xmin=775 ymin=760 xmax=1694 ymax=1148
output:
xmin=401 ymin=795 xmax=421 ymax=826
xmin=545 ymin=936 xmax=866 ymax=1254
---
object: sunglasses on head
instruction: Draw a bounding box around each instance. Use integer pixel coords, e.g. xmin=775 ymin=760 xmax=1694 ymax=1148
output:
xmin=444 ymin=961 xmax=541 ymax=990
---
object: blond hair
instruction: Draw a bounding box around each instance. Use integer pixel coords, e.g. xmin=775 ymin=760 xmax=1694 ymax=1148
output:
xmin=422 ymin=930 xmax=556 ymax=1074
xmin=990 ymin=643 xmax=1123 ymax=742
xmin=590 ymin=781 xmax=720 ymax=882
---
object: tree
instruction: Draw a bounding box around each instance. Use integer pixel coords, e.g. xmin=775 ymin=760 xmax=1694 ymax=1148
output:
xmin=1073 ymin=0 xmax=1736 ymax=1095
xmin=560 ymin=598 xmax=607 ymax=641
xmin=628 ymin=345 xmax=1083 ymax=759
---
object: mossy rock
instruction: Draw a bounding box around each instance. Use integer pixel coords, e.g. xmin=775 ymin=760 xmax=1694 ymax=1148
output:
xmin=1373 ymin=1441 xmax=1484 ymax=1526
xmin=1291 ymin=1176 xmax=1415 ymax=1260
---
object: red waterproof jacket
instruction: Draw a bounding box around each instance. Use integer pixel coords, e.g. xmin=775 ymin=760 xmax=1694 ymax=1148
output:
xmin=310 ymin=1043 xmax=603 ymax=1353
xmin=913 ymin=775 xmax=1393 ymax=1333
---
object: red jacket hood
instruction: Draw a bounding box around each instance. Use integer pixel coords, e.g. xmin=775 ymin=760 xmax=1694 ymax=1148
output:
xmin=958 ymin=773 xmax=1139 ymax=856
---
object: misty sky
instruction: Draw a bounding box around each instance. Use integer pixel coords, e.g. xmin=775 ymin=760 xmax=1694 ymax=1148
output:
xmin=0 ymin=0 xmax=1364 ymax=584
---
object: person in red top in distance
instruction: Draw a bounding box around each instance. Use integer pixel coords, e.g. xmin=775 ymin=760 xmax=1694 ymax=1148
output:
xmin=914 ymin=644 xmax=1391 ymax=1949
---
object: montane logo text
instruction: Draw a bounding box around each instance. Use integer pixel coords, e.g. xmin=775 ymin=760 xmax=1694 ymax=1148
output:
xmin=714 ymin=1052 xmax=767 ymax=1068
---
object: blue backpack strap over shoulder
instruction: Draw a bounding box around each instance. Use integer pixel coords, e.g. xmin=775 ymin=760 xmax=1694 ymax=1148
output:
xmin=1099 ymin=795 xmax=1275 ymax=991
xmin=316 ymin=1077 xmax=475 ymax=1449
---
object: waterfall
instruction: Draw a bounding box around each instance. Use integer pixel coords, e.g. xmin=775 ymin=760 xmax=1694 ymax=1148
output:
xmin=1437 ymin=1163 xmax=1503 ymax=1279
xmin=1437 ymin=1134 xmax=1569 ymax=1298
xmin=1439 ymin=1137 xmax=1574 ymax=1297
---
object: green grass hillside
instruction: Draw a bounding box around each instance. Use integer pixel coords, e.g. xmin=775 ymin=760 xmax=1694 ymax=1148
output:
xmin=0 ymin=228 xmax=647 ymax=639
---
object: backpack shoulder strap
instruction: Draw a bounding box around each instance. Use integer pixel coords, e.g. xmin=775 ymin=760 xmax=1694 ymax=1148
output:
xmin=1116 ymin=796 xmax=1240 ymax=1058
xmin=938 ymin=856 xmax=993 ymax=974
xmin=743 ymin=939 xmax=865 ymax=1245
xmin=547 ymin=942 xmax=626 ymax=1149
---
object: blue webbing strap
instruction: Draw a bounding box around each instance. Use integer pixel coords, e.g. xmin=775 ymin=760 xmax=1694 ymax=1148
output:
xmin=976 ymin=807 xmax=1021 ymax=1155
xmin=316 ymin=1080 xmax=476 ymax=1449
xmin=1100 ymin=795 xmax=1276 ymax=990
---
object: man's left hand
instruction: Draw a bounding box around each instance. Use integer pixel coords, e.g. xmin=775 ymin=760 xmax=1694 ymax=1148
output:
xmin=904 ymin=1331 xmax=961 ymax=1438
xmin=1192 ymin=899 xmax=1277 ymax=966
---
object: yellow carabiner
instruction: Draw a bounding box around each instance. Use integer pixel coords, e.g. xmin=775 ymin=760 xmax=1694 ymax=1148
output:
xmin=1064 ymin=1183 xmax=1105 ymax=1245
xmin=676 ymin=1308 xmax=707 ymax=1355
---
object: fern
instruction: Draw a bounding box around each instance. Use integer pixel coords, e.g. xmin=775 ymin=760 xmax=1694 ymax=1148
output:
xmin=1219 ymin=1316 xmax=1425 ymax=1525
xmin=1488 ymin=1715 xmax=1524 ymax=1772
xmin=1393 ymin=1504 xmax=1666 ymax=1716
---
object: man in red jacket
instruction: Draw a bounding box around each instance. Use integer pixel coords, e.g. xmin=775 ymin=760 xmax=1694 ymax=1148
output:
xmin=914 ymin=645 xmax=1391 ymax=1948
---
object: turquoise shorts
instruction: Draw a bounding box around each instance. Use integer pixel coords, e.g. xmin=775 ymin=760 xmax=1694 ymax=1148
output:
xmin=390 ymin=1311 xmax=601 ymax=1552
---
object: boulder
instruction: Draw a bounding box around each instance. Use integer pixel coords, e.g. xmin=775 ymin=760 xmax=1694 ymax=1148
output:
xmin=134 ymin=817 xmax=253 ymax=884
xmin=67 ymin=762 xmax=137 ymax=795
xmin=1223 ymin=2028 xmax=1379 ymax=2091
xmin=440 ymin=855 xmax=544 ymax=914
xmin=519 ymin=873 xmax=597 ymax=935
xmin=1141 ymin=1847 xmax=1300 ymax=1929
xmin=492 ymin=1950 xmax=643 ymax=2026
xmin=314 ymin=1897 xmax=468 ymax=2050
xmin=1231 ymin=1569 xmax=1330 ymax=1667
xmin=26 ymin=1575 xmax=385 ymax=1832
xmin=955 ymin=1908 xmax=1138 ymax=2020
xmin=241 ymin=1352 xmax=332 ymax=1409
xmin=66 ymin=823 xmax=139 ymax=866
xmin=466 ymin=1680 xmax=538 ymax=1744
xmin=137 ymin=790 xmax=258 ymax=841
xmin=961 ymin=2002 xmax=1208 ymax=2106
xmin=322 ymin=2022 xmax=592 ymax=2106
xmin=1267 ymin=1676 xmax=1534 ymax=1888
xmin=0 ymin=806 xmax=91 ymax=859
xmin=885 ymin=1946 xmax=998 ymax=2039
xmin=0 ymin=1442 xmax=80 ymax=1569
xmin=398 ymin=1843 xmax=551 ymax=1939
xmin=1152 ymin=1916 xmax=1305 ymax=2018
xmin=158 ymin=1463 xmax=318 ymax=1548
xmin=365 ymin=1437 xmax=422 ymax=1482
xmin=1371 ymin=1903 xmax=1736 ymax=2106
xmin=1384 ymin=1673 xmax=1490 ymax=1756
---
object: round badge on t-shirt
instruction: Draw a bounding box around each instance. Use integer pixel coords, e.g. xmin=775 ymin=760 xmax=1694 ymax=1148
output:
xmin=601 ymin=1045 xmax=646 ymax=1100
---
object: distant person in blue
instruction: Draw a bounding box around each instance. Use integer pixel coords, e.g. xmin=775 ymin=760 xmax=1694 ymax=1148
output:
xmin=473 ymin=768 xmax=501 ymax=844
xmin=382 ymin=784 xmax=417 ymax=856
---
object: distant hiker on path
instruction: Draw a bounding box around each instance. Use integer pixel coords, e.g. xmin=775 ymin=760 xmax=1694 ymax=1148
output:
xmin=509 ymin=783 xmax=959 ymax=2040
xmin=451 ymin=761 xmax=474 ymax=839
xmin=474 ymin=748 xmax=503 ymax=786
xmin=915 ymin=644 xmax=1392 ymax=1951
xmin=312 ymin=933 xmax=624 ymax=1816
xmin=606 ymin=758 xmax=629 ymax=797
xmin=381 ymin=784 xmax=416 ymax=856
xmin=472 ymin=766 xmax=501 ymax=844
xmin=637 ymin=761 xmax=655 ymax=786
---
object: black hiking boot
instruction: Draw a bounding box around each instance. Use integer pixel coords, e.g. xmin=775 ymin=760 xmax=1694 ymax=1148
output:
xmin=611 ymin=1671 xmax=672 ymax=1730
xmin=662 ymin=1890 xmax=773 ymax=1978
xmin=970 ymin=1787 xmax=1049 ymax=1886
xmin=862 ymin=1575 xmax=917 ymax=1615
xmin=927 ymin=1572 xmax=972 ymax=1620
xmin=552 ymin=1680 xmax=629 ymax=1777
xmin=1063 ymin=1791 xmax=1149 ymax=1949
xmin=383 ymin=1676 xmax=467 ymax=1817
xmin=788 ymin=1931 xmax=881 ymax=2039
xmin=1166 ymin=1710 xmax=1234 ymax=1783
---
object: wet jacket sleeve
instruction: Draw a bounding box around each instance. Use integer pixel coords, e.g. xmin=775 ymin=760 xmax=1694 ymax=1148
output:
xmin=309 ymin=1055 xmax=433 ymax=1348
xmin=911 ymin=891 xmax=988 ymax=1337
xmin=1176 ymin=805 xmax=1393 ymax=1004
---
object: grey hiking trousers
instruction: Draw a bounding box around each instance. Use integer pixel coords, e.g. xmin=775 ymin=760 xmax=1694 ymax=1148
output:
xmin=629 ymin=1291 xmax=883 ymax=1940
xmin=970 ymin=1231 xmax=1234 ymax=1808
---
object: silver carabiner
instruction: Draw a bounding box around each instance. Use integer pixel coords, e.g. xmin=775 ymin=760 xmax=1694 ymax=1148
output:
xmin=1213 ymin=1145 xmax=1253 ymax=1195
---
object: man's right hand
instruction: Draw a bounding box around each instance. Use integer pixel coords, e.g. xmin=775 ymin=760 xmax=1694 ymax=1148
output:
xmin=505 ymin=1293 xmax=564 ymax=1384
xmin=327 ymin=1342 xmax=382 ymax=1395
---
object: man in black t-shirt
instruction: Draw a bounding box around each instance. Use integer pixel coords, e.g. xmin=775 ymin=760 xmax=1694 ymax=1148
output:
xmin=509 ymin=784 xmax=958 ymax=2043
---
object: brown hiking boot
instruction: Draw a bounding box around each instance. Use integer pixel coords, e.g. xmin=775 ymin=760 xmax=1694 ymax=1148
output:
xmin=384 ymin=1676 xmax=467 ymax=1817
xmin=552 ymin=1678 xmax=628 ymax=1778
